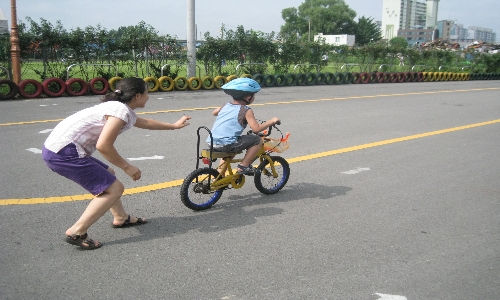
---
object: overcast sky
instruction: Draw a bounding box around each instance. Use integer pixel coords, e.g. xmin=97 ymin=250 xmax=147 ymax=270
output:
xmin=1 ymin=0 xmax=498 ymax=41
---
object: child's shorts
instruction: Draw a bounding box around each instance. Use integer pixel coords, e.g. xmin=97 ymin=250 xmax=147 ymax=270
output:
xmin=42 ymin=143 xmax=116 ymax=196
xmin=214 ymin=134 xmax=261 ymax=152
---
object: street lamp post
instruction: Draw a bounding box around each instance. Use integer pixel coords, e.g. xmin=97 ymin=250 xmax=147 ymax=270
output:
xmin=10 ymin=0 xmax=21 ymax=84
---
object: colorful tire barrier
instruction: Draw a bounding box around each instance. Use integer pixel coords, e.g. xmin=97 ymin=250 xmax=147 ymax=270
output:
xmin=88 ymin=77 xmax=109 ymax=95
xmin=315 ymin=73 xmax=326 ymax=85
xmin=389 ymin=73 xmax=398 ymax=83
xmin=369 ymin=72 xmax=378 ymax=83
xmin=296 ymin=73 xmax=307 ymax=86
xmin=42 ymin=77 xmax=66 ymax=97
xmin=158 ymin=76 xmax=174 ymax=91
xmin=396 ymin=73 xmax=405 ymax=83
xmin=252 ymin=74 xmax=265 ymax=86
xmin=188 ymin=77 xmax=202 ymax=90
xmin=410 ymin=72 xmax=418 ymax=82
xmin=305 ymin=73 xmax=317 ymax=85
xmin=274 ymin=74 xmax=286 ymax=87
xmin=284 ymin=74 xmax=297 ymax=86
xmin=108 ymin=76 xmax=122 ymax=91
xmin=144 ymin=76 xmax=160 ymax=92
xmin=0 ymin=79 xmax=19 ymax=100
xmin=352 ymin=72 xmax=361 ymax=84
xmin=263 ymin=74 xmax=276 ymax=87
xmin=65 ymin=78 xmax=88 ymax=96
xmin=201 ymin=76 xmax=214 ymax=90
xmin=18 ymin=79 xmax=43 ymax=98
xmin=343 ymin=72 xmax=353 ymax=84
xmin=375 ymin=72 xmax=384 ymax=83
xmin=214 ymin=75 xmax=227 ymax=88
xmin=359 ymin=72 xmax=370 ymax=84
xmin=174 ymin=76 xmax=188 ymax=91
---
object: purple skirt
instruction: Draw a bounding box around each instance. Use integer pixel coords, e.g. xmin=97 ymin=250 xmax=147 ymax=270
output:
xmin=42 ymin=143 xmax=116 ymax=196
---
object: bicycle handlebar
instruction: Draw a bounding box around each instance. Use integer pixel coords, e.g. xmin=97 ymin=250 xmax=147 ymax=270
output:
xmin=247 ymin=121 xmax=281 ymax=137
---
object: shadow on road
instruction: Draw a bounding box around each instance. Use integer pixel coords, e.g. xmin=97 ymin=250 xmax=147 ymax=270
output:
xmin=105 ymin=183 xmax=352 ymax=246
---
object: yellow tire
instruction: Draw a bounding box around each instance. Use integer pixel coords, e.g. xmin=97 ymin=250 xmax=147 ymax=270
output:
xmin=201 ymin=76 xmax=214 ymax=90
xmin=240 ymin=73 xmax=253 ymax=78
xmin=226 ymin=75 xmax=238 ymax=82
xmin=422 ymin=72 xmax=429 ymax=82
xmin=188 ymin=77 xmax=202 ymax=90
xmin=108 ymin=76 xmax=122 ymax=92
xmin=174 ymin=76 xmax=188 ymax=91
xmin=144 ymin=76 xmax=160 ymax=92
xmin=158 ymin=76 xmax=174 ymax=91
xmin=214 ymin=75 xmax=227 ymax=89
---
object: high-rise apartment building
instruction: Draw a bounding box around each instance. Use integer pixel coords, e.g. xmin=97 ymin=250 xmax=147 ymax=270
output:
xmin=382 ymin=0 xmax=436 ymax=40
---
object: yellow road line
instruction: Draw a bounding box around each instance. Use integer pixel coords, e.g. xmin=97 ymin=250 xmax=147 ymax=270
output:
xmin=1 ymin=118 xmax=499 ymax=206
xmin=1 ymin=87 xmax=498 ymax=127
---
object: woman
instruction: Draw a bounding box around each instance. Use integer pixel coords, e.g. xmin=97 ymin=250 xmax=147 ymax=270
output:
xmin=42 ymin=77 xmax=191 ymax=250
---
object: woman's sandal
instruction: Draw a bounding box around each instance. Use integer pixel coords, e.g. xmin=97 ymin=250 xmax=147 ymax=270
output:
xmin=64 ymin=233 xmax=102 ymax=250
xmin=111 ymin=215 xmax=147 ymax=228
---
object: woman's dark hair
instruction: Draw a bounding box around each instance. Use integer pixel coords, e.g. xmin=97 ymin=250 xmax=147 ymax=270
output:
xmin=101 ymin=77 xmax=146 ymax=103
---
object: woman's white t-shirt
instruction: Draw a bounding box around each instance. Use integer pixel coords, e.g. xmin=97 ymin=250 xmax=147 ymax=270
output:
xmin=44 ymin=101 xmax=137 ymax=157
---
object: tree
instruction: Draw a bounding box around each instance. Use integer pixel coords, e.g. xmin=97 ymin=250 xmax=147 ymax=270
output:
xmin=281 ymin=0 xmax=357 ymax=42
xmin=355 ymin=16 xmax=382 ymax=46
xmin=389 ymin=36 xmax=408 ymax=51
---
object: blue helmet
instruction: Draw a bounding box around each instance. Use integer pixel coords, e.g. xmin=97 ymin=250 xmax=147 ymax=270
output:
xmin=221 ymin=78 xmax=261 ymax=101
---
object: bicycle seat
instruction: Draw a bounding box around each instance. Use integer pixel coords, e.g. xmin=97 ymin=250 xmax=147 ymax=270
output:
xmin=201 ymin=149 xmax=242 ymax=159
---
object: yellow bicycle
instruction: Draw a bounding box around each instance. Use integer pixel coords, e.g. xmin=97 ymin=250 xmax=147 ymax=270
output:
xmin=180 ymin=122 xmax=290 ymax=210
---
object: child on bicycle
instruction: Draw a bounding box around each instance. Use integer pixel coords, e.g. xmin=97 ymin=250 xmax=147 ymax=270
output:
xmin=207 ymin=77 xmax=280 ymax=175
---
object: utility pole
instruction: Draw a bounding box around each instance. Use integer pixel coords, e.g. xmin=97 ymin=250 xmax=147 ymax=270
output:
xmin=187 ymin=0 xmax=196 ymax=78
xmin=10 ymin=0 xmax=21 ymax=84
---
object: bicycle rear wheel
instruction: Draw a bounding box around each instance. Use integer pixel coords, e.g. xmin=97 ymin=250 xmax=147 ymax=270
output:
xmin=180 ymin=168 xmax=223 ymax=210
xmin=254 ymin=156 xmax=290 ymax=194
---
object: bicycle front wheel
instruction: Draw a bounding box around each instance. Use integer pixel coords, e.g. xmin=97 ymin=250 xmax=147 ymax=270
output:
xmin=254 ymin=156 xmax=290 ymax=194
xmin=180 ymin=168 xmax=223 ymax=210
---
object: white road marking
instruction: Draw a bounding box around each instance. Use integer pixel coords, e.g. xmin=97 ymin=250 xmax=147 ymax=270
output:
xmin=39 ymin=129 xmax=53 ymax=133
xmin=374 ymin=293 xmax=408 ymax=300
xmin=341 ymin=167 xmax=370 ymax=175
xmin=127 ymin=155 xmax=164 ymax=161
xmin=26 ymin=148 xmax=42 ymax=154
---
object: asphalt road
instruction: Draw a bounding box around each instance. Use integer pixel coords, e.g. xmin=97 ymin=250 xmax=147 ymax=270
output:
xmin=1 ymin=80 xmax=499 ymax=300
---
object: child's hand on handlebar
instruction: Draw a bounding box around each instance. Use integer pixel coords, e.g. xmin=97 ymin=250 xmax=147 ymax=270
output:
xmin=271 ymin=117 xmax=280 ymax=125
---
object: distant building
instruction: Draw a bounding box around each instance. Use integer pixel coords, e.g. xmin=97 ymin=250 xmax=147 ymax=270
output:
xmin=398 ymin=28 xmax=436 ymax=45
xmin=382 ymin=0 xmax=428 ymax=40
xmin=314 ymin=33 xmax=355 ymax=47
xmin=0 ymin=9 xmax=8 ymax=34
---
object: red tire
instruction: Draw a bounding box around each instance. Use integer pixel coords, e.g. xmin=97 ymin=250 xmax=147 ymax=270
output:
xmin=0 ymin=79 xmax=19 ymax=100
xmin=360 ymin=72 xmax=370 ymax=84
xmin=88 ymin=77 xmax=109 ymax=95
xmin=65 ymin=78 xmax=88 ymax=96
xmin=18 ymin=79 xmax=43 ymax=98
xmin=396 ymin=72 xmax=405 ymax=83
xmin=390 ymin=73 xmax=398 ymax=83
xmin=352 ymin=72 xmax=361 ymax=84
xmin=382 ymin=72 xmax=391 ymax=83
xmin=417 ymin=72 xmax=424 ymax=82
xmin=403 ymin=72 xmax=411 ymax=82
xmin=375 ymin=72 xmax=384 ymax=83
xmin=42 ymin=77 xmax=66 ymax=97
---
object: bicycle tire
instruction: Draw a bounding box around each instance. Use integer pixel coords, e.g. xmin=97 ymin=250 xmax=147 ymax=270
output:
xmin=254 ymin=156 xmax=290 ymax=195
xmin=180 ymin=168 xmax=224 ymax=211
